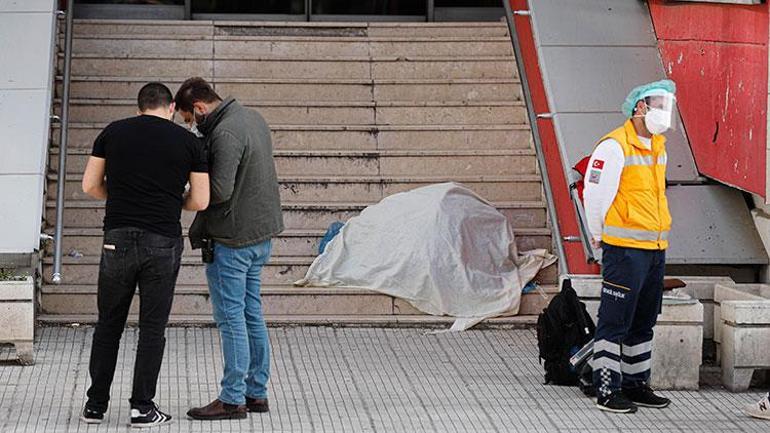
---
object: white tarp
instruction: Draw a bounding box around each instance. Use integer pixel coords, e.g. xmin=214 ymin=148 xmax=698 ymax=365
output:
xmin=295 ymin=183 xmax=557 ymax=331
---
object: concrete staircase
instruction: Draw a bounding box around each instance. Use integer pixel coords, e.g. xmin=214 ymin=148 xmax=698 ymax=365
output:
xmin=42 ymin=20 xmax=557 ymax=326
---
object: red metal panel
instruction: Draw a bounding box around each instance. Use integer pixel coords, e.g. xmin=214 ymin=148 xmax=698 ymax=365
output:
xmin=649 ymin=0 xmax=768 ymax=198
xmin=510 ymin=0 xmax=599 ymax=275
xmin=659 ymin=41 xmax=767 ymax=194
xmin=649 ymin=0 xmax=767 ymax=44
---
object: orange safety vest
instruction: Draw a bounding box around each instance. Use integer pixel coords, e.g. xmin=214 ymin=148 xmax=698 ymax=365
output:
xmin=599 ymin=119 xmax=672 ymax=250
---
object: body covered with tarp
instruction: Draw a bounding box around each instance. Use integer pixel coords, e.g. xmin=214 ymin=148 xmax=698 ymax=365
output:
xmin=295 ymin=183 xmax=556 ymax=330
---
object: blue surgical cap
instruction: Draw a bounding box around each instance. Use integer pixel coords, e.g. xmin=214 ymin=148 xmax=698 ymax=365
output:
xmin=621 ymin=79 xmax=676 ymax=118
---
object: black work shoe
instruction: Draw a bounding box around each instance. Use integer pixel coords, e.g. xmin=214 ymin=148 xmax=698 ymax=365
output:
xmin=596 ymin=391 xmax=638 ymax=414
xmin=623 ymin=385 xmax=671 ymax=408
xmin=130 ymin=404 xmax=173 ymax=428
xmin=80 ymin=406 xmax=104 ymax=424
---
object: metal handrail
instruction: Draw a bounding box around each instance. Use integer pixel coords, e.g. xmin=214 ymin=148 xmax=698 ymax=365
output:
xmin=52 ymin=0 xmax=75 ymax=285
xmin=502 ymin=1 xmax=568 ymax=276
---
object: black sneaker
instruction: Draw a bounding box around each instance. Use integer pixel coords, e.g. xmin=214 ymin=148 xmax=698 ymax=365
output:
xmin=597 ymin=391 xmax=638 ymax=414
xmin=623 ymin=385 xmax=671 ymax=408
xmin=80 ymin=406 xmax=104 ymax=424
xmin=130 ymin=404 xmax=173 ymax=429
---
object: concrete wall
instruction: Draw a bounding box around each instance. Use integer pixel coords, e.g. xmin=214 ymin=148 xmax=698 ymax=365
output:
xmin=0 ymin=0 xmax=57 ymax=254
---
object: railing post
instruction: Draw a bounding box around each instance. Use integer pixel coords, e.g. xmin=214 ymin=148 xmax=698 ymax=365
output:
xmin=52 ymin=0 xmax=75 ymax=285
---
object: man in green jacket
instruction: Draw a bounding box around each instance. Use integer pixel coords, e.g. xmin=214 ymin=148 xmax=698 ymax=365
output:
xmin=175 ymin=78 xmax=284 ymax=420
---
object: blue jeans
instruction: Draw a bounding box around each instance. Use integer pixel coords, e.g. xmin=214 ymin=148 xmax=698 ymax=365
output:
xmin=206 ymin=240 xmax=272 ymax=405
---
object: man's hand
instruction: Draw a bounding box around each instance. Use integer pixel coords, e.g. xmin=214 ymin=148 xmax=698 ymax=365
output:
xmin=590 ymin=238 xmax=602 ymax=250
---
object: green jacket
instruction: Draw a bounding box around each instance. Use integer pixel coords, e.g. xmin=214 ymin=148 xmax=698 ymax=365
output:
xmin=189 ymin=98 xmax=284 ymax=248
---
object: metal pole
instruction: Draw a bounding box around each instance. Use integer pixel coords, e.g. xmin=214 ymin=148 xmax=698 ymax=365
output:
xmin=52 ymin=0 xmax=75 ymax=285
xmin=427 ymin=0 xmax=434 ymax=22
xmin=502 ymin=0 xmax=568 ymax=276
xmin=184 ymin=0 xmax=191 ymax=20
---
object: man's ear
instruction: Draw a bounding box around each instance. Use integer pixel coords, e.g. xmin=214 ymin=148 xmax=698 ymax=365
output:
xmin=168 ymin=102 xmax=176 ymax=119
xmin=635 ymin=100 xmax=646 ymax=116
xmin=193 ymin=101 xmax=207 ymax=115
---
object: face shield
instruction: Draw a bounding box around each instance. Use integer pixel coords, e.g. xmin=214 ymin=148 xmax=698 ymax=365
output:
xmin=641 ymin=92 xmax=676 ymax=134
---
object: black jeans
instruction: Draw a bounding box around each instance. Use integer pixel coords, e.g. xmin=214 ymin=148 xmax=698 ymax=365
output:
xmin=86 ymin=228 xmax=183 ymax=413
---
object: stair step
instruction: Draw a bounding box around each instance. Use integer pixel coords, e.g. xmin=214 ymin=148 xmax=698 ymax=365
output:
xmin=45 ymin=200 xmax=549 ymax=230
xmin=51 ymin=148 xmax=537 ymax=173
xmin=70 ymin=36 xmax=513 ymax=58
xmin=41 ymin=255 xmax=557 ymax=286
xmin=54 ymin=99 xmax=528 ymax=126
xmin=57 ymin=77 xmax=523 ymax=102
xmin=43 ymin=255 xmax=310 ymax=285
xmin=71 ymin=20 xmax=509 ymax=38
xmin=46 ymin=227 xmax=552 ymax=258
xmin=367 ymin=23 xmax=509 ymax=38
xmin=39 ymin=284 xmax=557 ymax=317
xmin=37 ymin=313 xmax=539 ymax=328
xmin=51 ymin=123 xmax=534 ymax=151
xmin=60 ymin=56 xmax=517 ymax=80
xmin=48 ymin=175 xmax=543 ymax=203
xmin=218 ymin=39 xmax=514 ymax=59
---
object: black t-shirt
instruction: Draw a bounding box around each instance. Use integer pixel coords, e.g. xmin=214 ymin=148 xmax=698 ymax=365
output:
xmin=92 ymin=115 xmax=208 ymax=238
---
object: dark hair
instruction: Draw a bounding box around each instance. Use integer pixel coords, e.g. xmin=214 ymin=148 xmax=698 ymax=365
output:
xmin=174 ymin=77 xmax=222 ymax=113
xmin=137 ymin=82 xmax=173 ymax=112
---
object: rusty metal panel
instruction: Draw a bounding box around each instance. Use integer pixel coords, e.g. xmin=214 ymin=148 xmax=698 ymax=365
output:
xmin=649 ymin=0 xmax=768 ymax=198
xmin=673 ymin=0 xmax=762 ymax=5
xmin=651 ymin=0 xmax=768 ymax=44
xmin=658 ymin=40 xmax=767 ymax=196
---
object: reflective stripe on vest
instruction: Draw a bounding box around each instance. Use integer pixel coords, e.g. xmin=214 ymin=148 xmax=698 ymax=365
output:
xmin=624 ymin=153 xmax=667 ymax=166
xmin=603 ymin=225 xmax=670 ymax=242
xmin=624 ymin=155 xmax=654 ymax=166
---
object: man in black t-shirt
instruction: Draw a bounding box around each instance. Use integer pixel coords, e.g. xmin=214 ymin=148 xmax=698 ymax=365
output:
xmin=79 ymin=82 xmax=209 ymax=428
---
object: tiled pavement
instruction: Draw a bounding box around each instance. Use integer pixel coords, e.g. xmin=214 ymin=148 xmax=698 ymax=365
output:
xmin=0 ymin=327 xmax=767 ymax=433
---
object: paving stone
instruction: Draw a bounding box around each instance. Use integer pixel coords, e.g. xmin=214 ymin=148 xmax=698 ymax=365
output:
xmin=0 ymin=327 xmax=767 ymax=432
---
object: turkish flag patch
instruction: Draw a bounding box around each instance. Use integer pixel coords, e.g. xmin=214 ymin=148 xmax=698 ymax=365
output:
xmin=592 ymin=159 xmax=605 ymax=170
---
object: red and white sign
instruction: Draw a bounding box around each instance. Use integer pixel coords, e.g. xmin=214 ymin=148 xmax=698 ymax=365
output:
xmin=592 ymin=159 xmax=605 ymax=170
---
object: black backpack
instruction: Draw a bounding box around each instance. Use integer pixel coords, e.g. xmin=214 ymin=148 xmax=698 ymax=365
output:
xmin=536 ymin=278 xmax=596 ymax=385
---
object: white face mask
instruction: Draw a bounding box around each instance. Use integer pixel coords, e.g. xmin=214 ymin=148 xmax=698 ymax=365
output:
xmin=643 ymin=108 xmax=672 ymax=135
xmin=187 ymin=122 xmax=203 ymax=138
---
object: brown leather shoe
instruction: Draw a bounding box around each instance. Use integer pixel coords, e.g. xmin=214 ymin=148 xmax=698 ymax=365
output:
xmin=663 ymin=278 xmax=686 ymax=291
xmin=246 ymin=397 xmax=269 ymax=413
xmin=187 ymin=399 xmax=247 ymax=420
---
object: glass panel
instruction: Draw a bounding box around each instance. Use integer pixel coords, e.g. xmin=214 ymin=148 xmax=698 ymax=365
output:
xmin=312 ymin=0 xmax=426 ymax=15
xmin=435 ymin=0 xmax=500 ymax=6
xmin=192 ymin=0 xmax=305 ymax=14
xmin=76 ymin=0 xmax=184 ymax=4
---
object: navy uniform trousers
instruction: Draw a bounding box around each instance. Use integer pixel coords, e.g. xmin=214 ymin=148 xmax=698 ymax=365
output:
xmin=592 ymin=242 xmax=665 ymax=398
